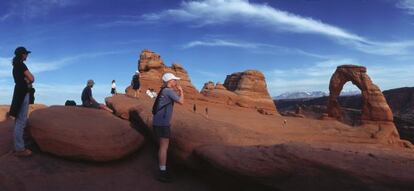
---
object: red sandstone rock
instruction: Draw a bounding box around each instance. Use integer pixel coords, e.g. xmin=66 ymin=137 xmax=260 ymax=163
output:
xmin=131 ymin=49 xmax=200 ymax=100
xmin=106 ymin=94 xmax=414 ymax=190
xmin=202 ymin=70 xmax=277 ymax=115
xmin=327 ymin=65 xmax=404 ymax=145
xmin=0 ymin=104 xmax=46 ymax=122
xmin=195 ymin=143 xmax=414 ymax=191
xmin=29 ymin=106 xmax=144 ymax=161
xmin=200 ymin=81 xmax=215 ymax=94
xmin=327 ymin=65 xmax=393 ymax=122
xmin=214 ymin=82 xmax=226 ymax=90
xmin=105 ymin=95 xmax=141 ymax=120
xmin=0 ymin=120 xmax=14 ymax=156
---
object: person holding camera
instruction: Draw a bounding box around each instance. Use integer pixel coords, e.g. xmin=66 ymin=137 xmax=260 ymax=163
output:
xmin=152 ymin=73 xmax=184 ymax=182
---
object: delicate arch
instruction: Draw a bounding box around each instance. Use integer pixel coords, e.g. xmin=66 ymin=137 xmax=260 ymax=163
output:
xmin=327 ymin=65 xmax=393 ymax=123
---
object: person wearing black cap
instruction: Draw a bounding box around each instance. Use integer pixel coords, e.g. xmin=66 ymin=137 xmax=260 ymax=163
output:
xmin=9 ymin=46 xmax=34 ymax=157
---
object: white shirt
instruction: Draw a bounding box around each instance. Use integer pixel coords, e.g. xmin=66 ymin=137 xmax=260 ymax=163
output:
xmin=111 ymin=82 xmax=116 ymax=89
xmin=146 ymin=90 xmax=155 ymax=98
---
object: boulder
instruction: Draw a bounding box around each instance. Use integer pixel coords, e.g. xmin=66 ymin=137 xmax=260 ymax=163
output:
xmin=0 ymin=120 xmax=14 ymax=156
xmin=105 ymin=95 xmax=141 ymax=120
xmin=29 ymin=106 xmax=144 ymax=161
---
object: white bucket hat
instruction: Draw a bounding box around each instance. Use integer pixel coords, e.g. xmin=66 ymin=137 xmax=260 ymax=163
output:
xmin=162 ymin=73 xmax=180 ymax=82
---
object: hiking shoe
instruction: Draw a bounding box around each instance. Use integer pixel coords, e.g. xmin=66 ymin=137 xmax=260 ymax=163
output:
xmin=14 ymin=149 xmax=32 ymax=157
xmin=157 ymin=170 xmax=172 ymax=183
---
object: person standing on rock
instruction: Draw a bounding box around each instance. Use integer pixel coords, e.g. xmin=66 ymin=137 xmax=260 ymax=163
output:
xmin=152 ymin=72 xmax=184 ymax=182
xmin=131 ymin=70 xmax=141 ymax=98
xmin=9 ymin=47 xmax=34 ymax=157
xmin=111 ymin=80 xmax=117 ymax=96
xmin=81 ymin=79 xmax=113 ymax=113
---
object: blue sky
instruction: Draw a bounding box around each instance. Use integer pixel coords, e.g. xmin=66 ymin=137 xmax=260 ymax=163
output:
xmin=1 ymin=0 xmax=414 ymax=105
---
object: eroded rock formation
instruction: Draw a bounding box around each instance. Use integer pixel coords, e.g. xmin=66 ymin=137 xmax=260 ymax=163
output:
xmin=128 ymin=49 xmax=200 ymax=99
xmin=202 ymin=70 xmax=278 ymax=115
xmin=327 ymin=65 xmax=403 ymax=145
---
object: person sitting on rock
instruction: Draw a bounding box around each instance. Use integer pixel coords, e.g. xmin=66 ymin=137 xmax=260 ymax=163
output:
xmin=146 ymin=88 xmax=157 ymax=99
xmin=151 ymin=88 xmax=158 ymax=97
xmin=81 ymin=79 xmax=113 ymax=113
xmin=131 ymin=70 xmax=141 ymax=98
xmin=152 ymin=73 xmax=184 ymax=182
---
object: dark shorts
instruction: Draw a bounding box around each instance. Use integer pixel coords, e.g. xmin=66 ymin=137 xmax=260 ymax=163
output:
xmin=153 ymin=125 xmax=171 ymax=139
xmin=111 ymin=88 xmax=116 ymax=94
xmin=83 ymin=102 xmax=100 ymax=109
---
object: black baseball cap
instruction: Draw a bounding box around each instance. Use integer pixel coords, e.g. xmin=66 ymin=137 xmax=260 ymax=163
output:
xmin=14 ymin=47 xmax=31 ymax=56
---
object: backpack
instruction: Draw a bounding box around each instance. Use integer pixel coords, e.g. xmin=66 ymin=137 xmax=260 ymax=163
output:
xmin=65 ymin=100 xmax=77 ymax=106
xmin=152 ymin=87 xmax=173 ymax=115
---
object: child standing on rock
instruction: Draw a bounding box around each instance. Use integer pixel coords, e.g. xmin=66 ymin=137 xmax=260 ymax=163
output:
xmin=152 ymin=73 xmax=184 ymax=182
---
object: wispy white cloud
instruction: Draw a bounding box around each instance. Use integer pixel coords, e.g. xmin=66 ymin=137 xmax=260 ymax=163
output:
xmin=183 ymin=39 xmax=268 ymax=49
xmin=0 ymin=50 xmax=127 ymax=77
xmin=0 ymin=0 xmax=76 ymax=21
xmin=0 ymin=13 xmax=12 ymax=21
xmin=183 ymin=38 xmax=332 ymax=59
xmin=397 ymin=0 xmax=414 ymax=14
xmin=137 ymin=0 xmax=414 ymax=56
xmin=144 ymin=0 xmax=364 ymax=41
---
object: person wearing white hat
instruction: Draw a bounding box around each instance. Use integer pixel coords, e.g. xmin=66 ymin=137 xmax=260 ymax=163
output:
xmin=152 ymin=72 xmax=184 ymax=182
xmin=131 ymin=70 xmax=141 ymax=98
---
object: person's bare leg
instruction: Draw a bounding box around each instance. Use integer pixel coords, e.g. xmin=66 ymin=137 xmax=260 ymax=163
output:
xmin=158 ymin=138 xmax=169 ymax=168
xmin=100 ymin=104 xmax=113 ymax=113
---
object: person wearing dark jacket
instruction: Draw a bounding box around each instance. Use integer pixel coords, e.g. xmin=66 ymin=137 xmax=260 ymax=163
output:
xmin=131 ymin=70 xmax=141 ymax=97
xmin=9 ymin=47 xmax=34 ymax=157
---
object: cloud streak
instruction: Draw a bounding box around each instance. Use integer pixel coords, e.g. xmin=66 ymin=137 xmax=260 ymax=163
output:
xmin=183 ymin=38 xmax=332 ymax=59
xmin=136 ymin=0 xmax=414 ymax=56
xmin=0 ymin=0 xmax=76 ymax=21
xmin=397 ymin=0 xmax=414 ymax=14
xmin=0 ymin=50 xmax=127 ymax=77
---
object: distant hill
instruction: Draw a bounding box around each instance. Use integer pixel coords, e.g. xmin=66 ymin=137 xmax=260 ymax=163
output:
xmin=273 ymin=91 xmax=327 ymax=100
xmin=274 ymin=90 xmax=360 ymax=100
